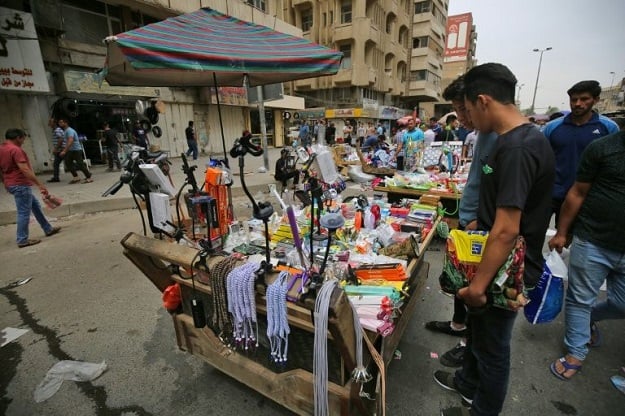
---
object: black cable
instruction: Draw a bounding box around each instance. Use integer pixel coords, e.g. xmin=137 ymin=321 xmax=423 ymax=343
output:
xmin=319 ymin=232 xmax=333 ymax=275
xmin=130 ymin=188 xmax=147 ymax=236
xmin=190 ymin=249 xmax=203 ymax=295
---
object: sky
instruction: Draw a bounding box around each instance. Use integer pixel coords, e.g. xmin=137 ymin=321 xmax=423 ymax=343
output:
xmin=448 ymin=0 xmax=625 ymax=112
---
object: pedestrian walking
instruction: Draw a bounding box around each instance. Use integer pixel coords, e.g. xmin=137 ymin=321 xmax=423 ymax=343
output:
xmin=47 ymin=118 xmax=64 ymax=183
xmin=185 ymin=121 xmax=198 ymax=160
xmin=0 ymin=128 xmax=61 ymax=248
xmin=102 ymin=122 xmax=121 ymax=171
xmin=58 ymin=117 xmax=93 ymax=184
xmin=548 ymin=128 xmax=625 ymax=381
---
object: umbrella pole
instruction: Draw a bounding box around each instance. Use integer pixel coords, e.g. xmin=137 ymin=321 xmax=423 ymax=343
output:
xmin=212 ymin=72 xmax=234 ymax=220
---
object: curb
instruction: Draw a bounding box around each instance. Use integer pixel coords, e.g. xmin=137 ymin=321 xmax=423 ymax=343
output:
xmin=0 ymin=183 xmax=270 ymax=227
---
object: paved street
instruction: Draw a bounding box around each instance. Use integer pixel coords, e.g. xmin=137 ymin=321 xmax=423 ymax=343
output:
xmin=1 ymin=208 xmax=624 ymax=415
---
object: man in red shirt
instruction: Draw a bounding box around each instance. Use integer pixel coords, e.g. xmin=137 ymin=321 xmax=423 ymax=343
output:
xmin=0 ymin=128 xmax=60 ymax=247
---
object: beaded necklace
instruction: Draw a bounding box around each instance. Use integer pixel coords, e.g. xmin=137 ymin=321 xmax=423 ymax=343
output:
xmin=266 ymin=271 xmax=291 ymax=365
xmin=210 ymin=256 xmax=239 ymax=343
xmin=226 ymin=262 xmax=261 ymax=351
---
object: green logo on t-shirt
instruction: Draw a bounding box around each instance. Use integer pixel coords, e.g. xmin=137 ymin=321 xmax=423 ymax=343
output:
xmin=482 ymin=164 xmax=493 ymax=174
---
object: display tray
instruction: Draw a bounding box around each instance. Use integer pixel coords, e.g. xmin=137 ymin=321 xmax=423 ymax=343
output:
xmin=120 ymin=221 xmax=438 ymax=415
xmin=373 ymin=185 xmax=462 ymax=200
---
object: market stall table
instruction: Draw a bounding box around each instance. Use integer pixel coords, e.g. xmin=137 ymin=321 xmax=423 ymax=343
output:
xmin=373 ymin=185 xmax=461 ymax=225
xmin=120 ymin=218 xmax=440 ymax=416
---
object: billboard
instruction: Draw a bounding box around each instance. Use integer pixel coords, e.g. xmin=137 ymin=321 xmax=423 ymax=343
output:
xmin=444 ymin=13 xmax=473 ymax=63
xmin=0 ymin=7 xmax=50 ymax=92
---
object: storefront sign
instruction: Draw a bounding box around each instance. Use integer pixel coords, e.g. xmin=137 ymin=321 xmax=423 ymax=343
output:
xmin=210 ymin=87 xmax=248 ymax=106
xmin=297 ymin=108 xmax=326 ymax=119
xmin=0 ymin=7 xmax=49 ymax=92
xmin=326 ymin=108 xmax=364 ymax=118
xmin=64 ymin=70 xmax=158 ymax=97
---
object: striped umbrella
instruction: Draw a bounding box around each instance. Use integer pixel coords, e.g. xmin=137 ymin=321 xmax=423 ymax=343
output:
xmin=103 ymin=7 xmax=343 ymax=87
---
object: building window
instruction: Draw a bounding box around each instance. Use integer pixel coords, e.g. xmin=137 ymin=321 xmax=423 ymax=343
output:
xmin=340 ymin=44 xmax=352 ymax=69
xmin=329 ymin=11 xmax=334 ymax=24
xmin=413 ymin=36 xmax=429 ymax=48
xmin=341 ymin=1 xmax=352 ymax=24
xmin=414 ymin=1 xmax=431 ymax=14
xmin=61 ymin=0 xmax=122 ymax=44
xmin=246 ymin=0 xmax=267 ymax=12
xmin=322 ymin=12 xmax=326 ymax=26
xmin=410 ymin=69 xmax=440 ymax=85
xmin=432 ymin=6 xmax=446 ymax=25
xmin=385 ymin=15 xmax=393 ymax=34
xmin=302 ymin=10 xmax=313 ymax=32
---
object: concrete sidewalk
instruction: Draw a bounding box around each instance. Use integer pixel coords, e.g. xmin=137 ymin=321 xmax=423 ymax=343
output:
xmin=0 ymin=147 xmax=284 ymax=226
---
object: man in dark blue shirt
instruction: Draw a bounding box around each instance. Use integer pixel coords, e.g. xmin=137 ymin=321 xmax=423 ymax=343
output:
xmin=542 ymin=80 xmax=618 ymax=224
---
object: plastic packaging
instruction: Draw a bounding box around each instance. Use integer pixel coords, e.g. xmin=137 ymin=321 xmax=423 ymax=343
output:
xmin=34 ymin=360 xmax=107 ymax=403
xmin=364 ymin=208 xmax=375 ymax=230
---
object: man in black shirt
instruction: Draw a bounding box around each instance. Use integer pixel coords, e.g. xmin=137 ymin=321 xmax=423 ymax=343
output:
xmin=274 ymin=148 xmax=299 ymax=191
xmin=185 ymin=121 xmax=198 ymax=160
xmin=132 ymin=121 xmax=149 ymax=149
xmin=101 ymin=122 xmax=121 ymax=171
xmin=548 ymin=130 xmax=625 ymax=381
xmin=435 ymin=63 xmax=555 ymax=416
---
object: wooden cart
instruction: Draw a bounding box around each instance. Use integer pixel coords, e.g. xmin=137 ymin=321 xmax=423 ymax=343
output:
xmin=120 ymin=226 xmax=437 ymax=415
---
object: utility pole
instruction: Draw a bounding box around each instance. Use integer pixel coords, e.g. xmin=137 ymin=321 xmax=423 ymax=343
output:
xmin=530 ymin=47 xmax=552 ymax=114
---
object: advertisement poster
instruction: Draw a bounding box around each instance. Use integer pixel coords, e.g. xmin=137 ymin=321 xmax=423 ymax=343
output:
xmin=443 ymin=13 xmax=473 ymax=63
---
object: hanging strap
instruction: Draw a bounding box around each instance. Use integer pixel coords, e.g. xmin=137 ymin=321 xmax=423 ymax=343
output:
xmin=362 ymin=331 xmax=385 ymax=416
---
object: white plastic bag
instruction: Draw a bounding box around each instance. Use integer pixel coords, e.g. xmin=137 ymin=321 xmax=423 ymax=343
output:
xmin=33 ymin=360 xmax=107 ymax=403
xmin=546 ymin=249 xmax=568 ymax=280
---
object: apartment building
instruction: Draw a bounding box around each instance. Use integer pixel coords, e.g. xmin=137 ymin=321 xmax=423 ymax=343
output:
xmin=281 ymin=0 xmax=448 ymax=126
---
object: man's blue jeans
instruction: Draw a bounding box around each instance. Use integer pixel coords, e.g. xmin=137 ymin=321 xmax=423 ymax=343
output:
xmin=186 ymin=140 xmax=198 ymax=160
xmin=565 ymin=236 xmax=625 ymax=361
xmin=7 ymin=185 xmax=53 ymax=245
xmin=455 ymin=307 xmax=517 ymax=416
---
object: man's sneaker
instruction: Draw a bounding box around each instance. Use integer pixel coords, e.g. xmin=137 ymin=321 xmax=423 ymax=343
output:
xmin=433 ymin=370 xmax=473 ymax=406
xmin=440 ymin=343 xmax=466 ymax=367
xmin=425 ymin=321 xmax=467 ymax=337
xmin=440 ymin=406 xmax=471 ymax=416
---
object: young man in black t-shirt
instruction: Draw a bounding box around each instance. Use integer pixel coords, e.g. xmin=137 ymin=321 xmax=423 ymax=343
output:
xmin=434 ymin=63 xmax=555 ymax=416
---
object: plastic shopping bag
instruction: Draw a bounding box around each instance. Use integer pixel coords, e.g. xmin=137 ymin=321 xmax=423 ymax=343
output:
xmin=524 ymin=250 xmax=567 ymax=324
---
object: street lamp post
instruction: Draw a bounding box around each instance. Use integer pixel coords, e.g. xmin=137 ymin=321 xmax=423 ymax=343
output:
xmin=608 ymin=71 xmax=616 ymax=111
xmin=530 ymin=47 xmax=552 ymax=114
xmin=516 ymin=83 xmax=525 ymax=107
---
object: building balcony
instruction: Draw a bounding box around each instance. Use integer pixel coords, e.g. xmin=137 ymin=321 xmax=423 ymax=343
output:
xmin=332 ymin=67 xmax=353 ymax=86
xmin=408 ymin=80 xmax=441 ymax=102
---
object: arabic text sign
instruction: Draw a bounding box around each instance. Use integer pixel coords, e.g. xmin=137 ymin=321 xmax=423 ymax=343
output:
xmin=444 ymin=13 xmax=473 ymax=63
xmin=0 ymin=7 xmax=49 ymax=92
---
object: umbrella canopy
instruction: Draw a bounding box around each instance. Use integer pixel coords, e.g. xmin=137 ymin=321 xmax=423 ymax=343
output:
xmin=397 ymin=115 xmax=420 ymax=126
xmin=438 ymin=111 xmax=457 ymax=125
xmin=103 ymin=7 xmax=343 ymax=87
